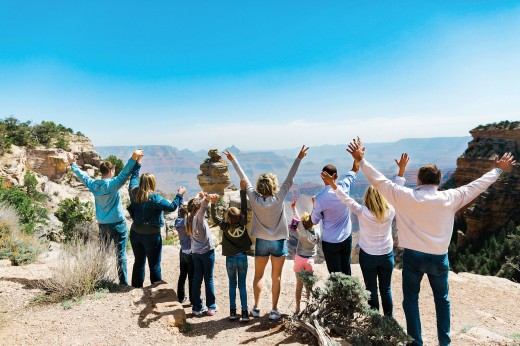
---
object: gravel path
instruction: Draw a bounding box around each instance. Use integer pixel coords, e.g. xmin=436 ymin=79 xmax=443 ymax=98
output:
xmin=1 ymin=245 xmax=520 ymax=345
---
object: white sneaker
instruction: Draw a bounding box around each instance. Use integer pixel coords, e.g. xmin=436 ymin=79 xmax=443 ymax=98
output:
xmin=251 ymin=307 xmax=261 ymax=317
xmin=268 ymin=309 xmax=281 ymax=320
xmin=193 ymin=305 xmax=208 ymax=316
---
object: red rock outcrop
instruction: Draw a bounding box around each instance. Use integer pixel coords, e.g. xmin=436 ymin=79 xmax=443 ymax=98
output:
xmin=450 ymin=122 xmax=520 ymax=244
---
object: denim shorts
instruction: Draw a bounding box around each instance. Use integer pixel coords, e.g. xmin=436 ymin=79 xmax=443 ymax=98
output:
xmin=255 ymin=238 xmax=288 ymax=257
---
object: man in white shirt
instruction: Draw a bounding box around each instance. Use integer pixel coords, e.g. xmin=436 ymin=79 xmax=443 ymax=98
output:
xmin=347 ymin=137 xmax=515 ymax=346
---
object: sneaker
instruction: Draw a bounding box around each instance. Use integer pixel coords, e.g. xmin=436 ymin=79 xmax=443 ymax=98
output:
xmin=207 ymin=306 xmax=218 ymax=316
xmin=180 ymin=297 xmax=187 ymax=304
xmin=268 ymin=309 xmax=282 ymax=320
xmin=229 ymin=309 xmax=238 ymax=321
xmin=251 ymin=307 xmax=261 ymax=317
xmin=240 ymin=310 xmax=250 ymax=322
xmin=192 ymin=305 xmax=208 ymax=316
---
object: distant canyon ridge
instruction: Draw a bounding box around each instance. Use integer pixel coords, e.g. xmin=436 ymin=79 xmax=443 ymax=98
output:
xmin=96 ymin=136 xmax=471 ymax=198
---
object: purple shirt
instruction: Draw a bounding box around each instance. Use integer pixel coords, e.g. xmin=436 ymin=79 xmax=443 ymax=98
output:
xmin=311 ymin=171 xmax=356 ymax=243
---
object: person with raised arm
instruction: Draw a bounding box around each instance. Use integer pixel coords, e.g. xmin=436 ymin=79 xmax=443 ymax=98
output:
xmin=321 ymin=153 xmax=409 ymax=317
xmin=224 ymin=145 xmax=309 ymax=321
xmin=67 ymin=148 xmax=144 ymax=285
xmin=310 ymin=158 xmax=359 ymax=275
xmin=210 ymin=179 xmax=252 ymax=322
xmin=289 ymin=198 xmax=319 ymax=314
xmin=127 ymin=157 xmax=185 ymax=288
xmin=187 ymin=192 xmax=219 ymax=317
xmin=346 ymin=137 xmax=515 ymax=346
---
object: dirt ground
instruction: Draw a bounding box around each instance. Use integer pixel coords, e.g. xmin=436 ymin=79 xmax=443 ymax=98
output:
xmin=1 ymin=245 xmax=520 ymax=345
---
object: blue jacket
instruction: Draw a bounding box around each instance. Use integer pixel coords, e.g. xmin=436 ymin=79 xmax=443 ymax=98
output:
xmin=127 ymin=164 xmax=183 ymax=227
xmin=70 ymin=158 xmax=137 ymax=224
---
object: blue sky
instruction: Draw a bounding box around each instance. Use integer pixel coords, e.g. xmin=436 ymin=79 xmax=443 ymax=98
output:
xmin=1 ymin=1 xmax=519 ymax=150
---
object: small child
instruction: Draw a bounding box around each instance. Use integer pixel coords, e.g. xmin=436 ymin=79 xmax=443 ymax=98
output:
xmin=175 ymin=205 xmax=194 ymax=306
xmin=289 ymin=198 xmax=319 ymax=314
xmin=210 ymin=179 xmax=253 ymax=322
xmin=187 ymin=192 xmax=218 ymax=317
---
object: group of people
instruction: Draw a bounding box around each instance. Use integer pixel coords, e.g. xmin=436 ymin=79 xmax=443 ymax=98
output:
xmin=67 ymin=138 xmax=515 ymax=346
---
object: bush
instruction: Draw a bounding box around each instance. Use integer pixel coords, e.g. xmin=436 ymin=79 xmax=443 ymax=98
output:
xmin=55 ymin=197 xmax=94 ymax=242
xmin=0 ymin=116 xmax=79 ymax=149
xmin=38 ymin=240 xmax=117 ymax=302
xmin=0 ymin=203 xmax=42 ymax=266
xmin=0 ymin=183 xmax=48 ymax=234
xmin=286 ymin=272 xmax=412 ymax=346
xmin=55 ymin=134 xmax=70 ymax=150
xmin=104 ymin=155 xmax=124 ymax=175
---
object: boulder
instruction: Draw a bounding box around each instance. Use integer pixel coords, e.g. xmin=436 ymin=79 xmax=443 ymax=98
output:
xmin=197 ymin=149 xmax=231 ymax=194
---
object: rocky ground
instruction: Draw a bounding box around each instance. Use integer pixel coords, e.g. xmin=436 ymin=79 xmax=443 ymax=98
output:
xmin=1 ymin=245 xmax=520 ymax=346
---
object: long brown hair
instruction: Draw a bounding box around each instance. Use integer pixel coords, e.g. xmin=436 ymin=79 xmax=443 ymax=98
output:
xmin=186 ymin=197 xmax=201 ymax=236
xmin=135 ymin=173 xmax=156 ymax=203
xmin=363 ymin=186 xmax=389 ymax=223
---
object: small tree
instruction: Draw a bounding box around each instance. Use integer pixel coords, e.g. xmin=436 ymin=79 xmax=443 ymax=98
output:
xmin=55 ymin=197 xmax=94 ymax=242
xmin=286 ymin=272 xmax=412 ymax=346
xmin=23 ymin=171 xmax=39 ymax=198
xmin=104 ymin=155 xmax=124 ymax=175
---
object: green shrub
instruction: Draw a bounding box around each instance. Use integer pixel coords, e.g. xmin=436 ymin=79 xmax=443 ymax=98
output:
xmin=0 ymin=183 xmax=48 ymax=234
xmin=104 ymin=155 xmax=124 ymax=175
xmin=0 ymin=116 xmax=79 ymax=149
xmin=55 ymin=134 xmax=70 ymax=150
xmin=55 ymin=197 xmax=94 ymax=242
xmin=286 ymin=272 xmax=412 ymax=345
xmin=0 ymin=203 xmax=42 ymax=266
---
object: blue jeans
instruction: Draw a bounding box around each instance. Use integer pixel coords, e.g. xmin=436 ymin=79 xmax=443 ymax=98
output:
xmin=99 ymin=221 xmax=128 ymax=285
xmin=226 ymin=253 xmax=248 ymax=311
xmin=359 ymin=249 xmax=394 ymax=317
xmin=192 ymin=249 xmax=216 ymax=311
xmin=321 ymin=235 xmax=352 ymax=275
xmin=402 ymin=249 xmax=451 ymax=346
xmin=129 ymin=230 xmax=162 ymax=288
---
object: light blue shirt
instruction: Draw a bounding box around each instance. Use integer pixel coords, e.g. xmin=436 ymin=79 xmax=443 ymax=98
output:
xmin=311 ymin=171 xmax=357 ymax=243
xmin=70 ymin=158 xmax=137 ymax=224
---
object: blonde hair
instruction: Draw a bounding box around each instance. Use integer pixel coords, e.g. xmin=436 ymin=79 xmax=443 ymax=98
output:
xmin=300 ymin=212 xmax=314 ymax=231
xmin=186 ymin=197 xmax=201 ymax=236
xmin=256 ymin=173 xmax=279 ymax=197
xmin=226 ymin=207 xmax=241 ymax=225
xmin=135 ymin=173 xmax=156 ymax=203
xmin=363 ymin=185 xmax=389 ymax=223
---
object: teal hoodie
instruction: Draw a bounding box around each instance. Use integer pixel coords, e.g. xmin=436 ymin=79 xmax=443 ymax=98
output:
xmin=70 ymin=158 xmax=137 ymax=224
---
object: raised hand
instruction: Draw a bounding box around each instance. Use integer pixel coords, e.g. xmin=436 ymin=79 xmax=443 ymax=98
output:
xmin=347 ymin=137 xmax=365 ymax=162
xmin=132 ymin=148 xmax=144 ymax=161
xmin=223 ymin=149 xmax=235 ymax=161
xmin=178 ymin=186 xmax=186 ymax=195
xmin=320 ymin=171 xmax=336 ymax=186
xmin=66 ymin=152 xmax=77 ymax=165
xmin=495 ymin=152 xmax=516 ymax=172
xmin=297 ymin=145 xmax=310 ymax=160
xmin=290 ymin=198 xmax=297 ymax=210
xmin=209 ymin=194 xmax=219 ymax=204
xmin=395 ymin=153 xmax=410 ymax=177
xmin=240 ymin=179 xmax=247 ymax=190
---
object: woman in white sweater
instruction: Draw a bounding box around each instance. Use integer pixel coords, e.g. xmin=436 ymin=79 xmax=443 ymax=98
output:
xmin=321 ymin=153 xmax=409 ymax=317
xmin=224 ymin=145 xmax=309 ymax=321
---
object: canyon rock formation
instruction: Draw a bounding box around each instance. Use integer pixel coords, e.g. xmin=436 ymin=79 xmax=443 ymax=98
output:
xmin=448 ymin=121 xmax=520 ymax=245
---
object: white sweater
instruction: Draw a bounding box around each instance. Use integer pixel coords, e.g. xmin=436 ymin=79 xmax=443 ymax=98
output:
xmin=333 ymin=176 xmax=405 ymax=255
xmin=359 ymin=159 xmax=501 ymax=255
